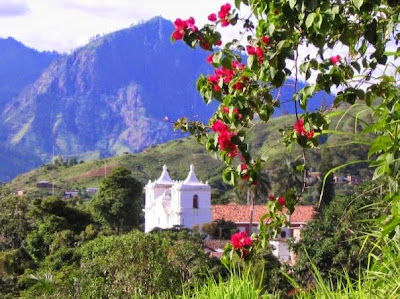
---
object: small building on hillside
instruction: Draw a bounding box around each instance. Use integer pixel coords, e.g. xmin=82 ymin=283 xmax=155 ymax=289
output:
xmin=144 ymin=164 xmax=212 ymax=232
xmin=63 ymin=190 xmax=79 ymax=198
xmin=86 ymin=187 xmax=100 ymax=196
xmin=17 ymin=190 xmax=27 ymax=196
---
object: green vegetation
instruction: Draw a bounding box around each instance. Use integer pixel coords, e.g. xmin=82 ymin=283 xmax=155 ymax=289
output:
xmin=90 ymin=167 xmax=142 ymax=233
xmin=7 ymin=107 xmax=372 ymax=205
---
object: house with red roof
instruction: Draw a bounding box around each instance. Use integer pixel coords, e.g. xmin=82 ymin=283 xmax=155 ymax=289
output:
xmin=210 ymin=204 xmax=315 ymax=263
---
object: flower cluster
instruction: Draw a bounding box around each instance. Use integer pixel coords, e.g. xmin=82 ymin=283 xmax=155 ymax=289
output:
xmin=246 ymin=36 xmax=270 ymax=63
xmin=330 ymin=55 xmax=341 ymax=65
xmin=207 ymin=61 xmax=246 ymax=92
xmin=294 ymin=119 xmax=314 ymax=138
xmin=208 ymin=3 xmax=232 ymax=27
xmin=172 ymin=17 xmax=221 ymax=50
xmin=211 ymin=120 xmax=238 ymax=158
xmin=231 ymin=231 xmax=253 ymax=259
xmin=172 ymin=17 xmax=197 ymax=41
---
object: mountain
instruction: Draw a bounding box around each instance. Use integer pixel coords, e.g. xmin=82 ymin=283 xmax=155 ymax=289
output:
xmin=1 ymin=18 xmax=215 ymax=153
xmin=0 ymin=17 xmax=216 ymax=180
xmin=0 ymin=37 xmax=60 ymax=108
xmin=0 ymin=17 xmax=331 ymax=181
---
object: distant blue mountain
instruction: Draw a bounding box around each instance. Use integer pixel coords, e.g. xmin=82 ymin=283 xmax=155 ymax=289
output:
xmin=0 ymin=37 xmax=60 ymax=108
xmin=0 ymin=17 xmax=330 ymax=181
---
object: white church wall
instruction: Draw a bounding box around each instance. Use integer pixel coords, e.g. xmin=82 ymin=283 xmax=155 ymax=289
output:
xmin=144 ymin=164 xmax=212 ymax=233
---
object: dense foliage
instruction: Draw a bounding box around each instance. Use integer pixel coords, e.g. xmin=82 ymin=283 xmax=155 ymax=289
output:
xmin=293 ymin=183 xmax=388 ymax=280
xmin=90 ymin=167 xmax=143 ymax=233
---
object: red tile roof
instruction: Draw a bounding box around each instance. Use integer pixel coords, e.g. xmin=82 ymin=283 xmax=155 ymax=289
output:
xmin=211 ymin=204 xmax=315 ymax=224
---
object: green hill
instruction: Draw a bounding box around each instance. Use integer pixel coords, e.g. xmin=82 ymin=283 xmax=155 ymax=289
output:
xmin=6 ymin=104 xmax=373 ymax=202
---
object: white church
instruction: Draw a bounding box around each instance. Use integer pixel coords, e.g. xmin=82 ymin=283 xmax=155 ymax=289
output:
xmin=144 ymin=164 xmax=212 ymax=232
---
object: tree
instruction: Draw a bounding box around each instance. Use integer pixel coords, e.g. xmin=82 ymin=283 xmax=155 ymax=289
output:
xmin=292 ymin=183 xmax=387 ymax=281
xmin=0 ymin=196 xmax=31 ymax=250
xmin=25 ymin=196 xmax=92 ymax=263
xmin=171 ymin=0 xmax=399 ymax=242
xmin=90 ymin=167 xmax=142 ymax=233
xmin=201 ymin=219 xmax=238 ymax=239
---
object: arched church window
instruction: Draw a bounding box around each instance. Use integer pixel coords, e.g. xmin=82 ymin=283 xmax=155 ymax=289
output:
xmin=193 ymin=194 xmax=199 ymax=209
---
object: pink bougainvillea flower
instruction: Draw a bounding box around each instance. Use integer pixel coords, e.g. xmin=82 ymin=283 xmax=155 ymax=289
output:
xmin=294 ymin=119 xmax=306 ymax=135
xmin=206 ymin=54 xmax=214 ymax=64
xmin=330 ymin=55 xmax=341 ymax=65
xmin=261 ymin=36 xmax=270 ymax=45
xmin=221 ymin=19 xmax=230 ymax=27
xmin=222 ymin=106 xmax=230 ymax=113
xmin=172 ymin=30 xmax=184 ymax=40
xmin=172 ymin=17 xmax=197 ymax=40
xmin=246 ymin=45 xmax=256 ymax=55
xmin=233 ymin=82 xmax=245 ymax=90
xmin=231 ymin=231 xmax=252 ymax=250
xmin=211 ymin=119 xmax=228 ymax=132
xmin=294 ymin=119 xmax=314 ymax=139
xmin=208 ymin=13 xmax=217 ymax=22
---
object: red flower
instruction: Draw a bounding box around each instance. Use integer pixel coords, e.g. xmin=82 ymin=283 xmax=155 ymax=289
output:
xmin=172 ymin=17 xmax=197 ymax=41
xmin=221 ymin=19 xmax=230 ymax=27
xmin=211 ymin=119 xmax=229 ymax=132
xmin=222 ymin=106 xmax=230 ymax=113
xmin=306 ymin=130 xmax=314 ymax=138
xmin=233 ymin=82 xmax=245 ymax=90
xmin=278 ymin=196 xmax=286 ymax=206
xmin=231 ymin=231 xmax=252 ymax=250
xmin=261 ymin=36 xmax=270 ymax=45
xmin=294 ymin=119 xmax=306 ymax=135
xmin=294 ymin=119 xmax=314 ymax=139
xmin=268 ymin=195 xmax=276 ymax=201
xmin=233 ymin=107 xmax=239 ymax=114
xmin=218 ymin=3 xmax=231 ymax=19
xmin=208 ymin=13 xmax=217 ymax=22
xmin=206 ymin=54 xmax=214 ymax=64
xmin=246 ymin=45 xmax=256 ymax=55
xmin=247 ymin=45 xmax=264 ymax=63
xmin=216 ymin=39 xmax=222 ymax=46
xmin=330 ymin=55 xmax=341 ymax=65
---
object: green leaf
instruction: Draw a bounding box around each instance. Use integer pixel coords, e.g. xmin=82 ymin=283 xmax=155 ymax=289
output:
xmin=222 ymin=57 xmax=232 ymax=69
xmin=234 ymin=0 xmax=241 ymax=9
xmin=352 ymin=0 xmax=363 ymax=10
xmin=247 ymin=55 xmax=255 ymax=69
xmin=268 ymin=23 xmax=275 ymax=36
xmin=305 ymin=13 xmax=316 ymax=29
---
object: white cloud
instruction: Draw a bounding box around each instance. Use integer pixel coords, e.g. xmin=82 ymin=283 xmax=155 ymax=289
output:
xmin=0 ymin=0 xmax=30 ymax=17
xmin=0 ymin=0 xmax=241 ymax=52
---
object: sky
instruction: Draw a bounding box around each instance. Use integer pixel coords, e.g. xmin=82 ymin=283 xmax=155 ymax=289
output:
xmin=0 ymin=0 xmax=236 ymax=53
